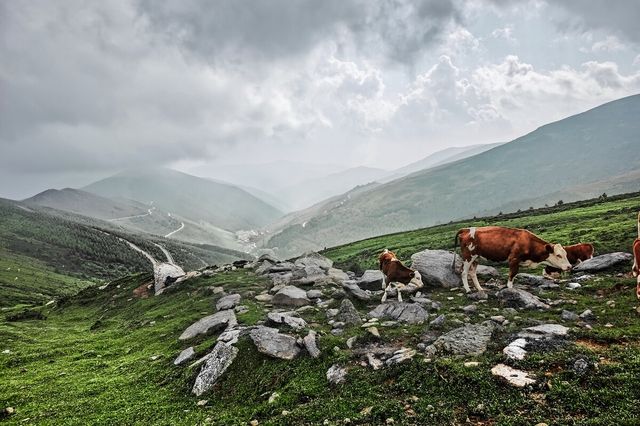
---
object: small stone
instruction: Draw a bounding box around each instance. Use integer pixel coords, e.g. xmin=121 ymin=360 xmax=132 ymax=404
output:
xmin=429 ymin=314 xmax=446 ymax=329
xmin=367 ymin=353 xmax=384 ymax=370
xmin=250 ymin=420 xmax=259 ymax=426
xmin=462 ymin=304 xmax=477 ymax=314
xmin=491 ymin=364 xmax=536 ymax=387
xmin=174 ymin=347 xmax=195 ymax=365
xmin=327 ymin=364 xmax=347 ymax=384
xmin=579 ymin=309 xmax=595 ymax=320
xmin=490 ymin=315 xmax=505 ymax=324
xmin=346 ymin=336 xmax=357 ymax=349
xmin=268 ymin=392 xmax=280 ymax=404
xmin=303 ymin=330 xmax=321 ymax=358
xmin=561 ymin=310 xmax=579 ymax=321
xmin=307 ymin=289 xmax=323 ymax=299
xmin=2 ymin=349 xmax=10 ymax=354
xmin=386 ymin=418 xmax=395 ymax=424
xmin=196 ymin=399 xmax=208 ymax=406
xmin=150 ymin=355 xmax=160 ymax=361
xmin=216 ymin=294 xmax=241 ymax=311
xmin=255 ymin=294 xmax=273 ymax=303
xmin=367 ymin=327 xmax=380 ymax=338
xmin=503 ymin=338 xmax=528 ymax=360
xmin=567 ymin=282 xmax=581 ymax=290
xmin=464 ymin=361 xmax=479 ymax=367
xmin=336 ymin=299 xmax=362 ymax=326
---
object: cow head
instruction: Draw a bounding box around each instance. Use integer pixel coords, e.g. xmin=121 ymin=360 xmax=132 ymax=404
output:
xmin=544 ymin=244 xmax=572 ymax=271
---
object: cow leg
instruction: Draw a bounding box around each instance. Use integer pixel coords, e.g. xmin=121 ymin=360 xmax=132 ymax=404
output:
xmin=636 ymin=275 xmax=640 ymax=300
xmin=461 ymin=260 xmax=472 ymax=293
xmin=396 ymin=283 xmax=403 ymax=302
xmin=381 ymin=275 xmax=387 ymax=290
xmin=381 ymin=284 xmax=388 ymax=303
xmin=469 ymin=261 xmax=484 ymax=292
xmin=507 ymin=257 xmax=520 ymax=288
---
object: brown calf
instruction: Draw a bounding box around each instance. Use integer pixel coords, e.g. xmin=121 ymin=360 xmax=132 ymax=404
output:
xmin=632 ymin=212 xmax=640 ymax=299
xmin=544 ymin=243 xmax=595 ymax=276
xmin=379 ymin=249 xmax=420 ymax=302
xmin=453 ymin=226 xmax=571 ymax=293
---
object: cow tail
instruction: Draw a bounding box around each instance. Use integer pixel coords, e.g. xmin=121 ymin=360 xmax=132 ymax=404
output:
xmin=451 ymin=230 xmax=460 ymax=272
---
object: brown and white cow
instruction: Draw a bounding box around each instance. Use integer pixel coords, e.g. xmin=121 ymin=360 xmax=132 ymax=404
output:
xmin=631 ymin=212 xmax=640 ymax=299
xmin=453 ymin=226 xmax=572 ymax=293
xmin=543 ymin=243 xmax=595 ymax=277
xmin=379 ymin=249 xmax=422 ymax=302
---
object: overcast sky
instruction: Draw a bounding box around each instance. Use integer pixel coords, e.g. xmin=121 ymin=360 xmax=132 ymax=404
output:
xmin=1 ymin=0 xmax=640 ymax=199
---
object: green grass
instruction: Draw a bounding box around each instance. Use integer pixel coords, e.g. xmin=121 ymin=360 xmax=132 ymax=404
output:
xmin=2 ymin=192 xmax=640 ymax=425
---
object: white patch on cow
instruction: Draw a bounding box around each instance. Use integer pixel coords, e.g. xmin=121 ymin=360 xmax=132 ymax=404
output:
xmin=543 ymin=244 xmax=572 ymax=271
xmin=469 ymin=227 xmax=476 ymax=239
xmin=468 ymin=242 xmax=476 ymax=252
xmin=382 ymin=249 xmax=389 ymax=254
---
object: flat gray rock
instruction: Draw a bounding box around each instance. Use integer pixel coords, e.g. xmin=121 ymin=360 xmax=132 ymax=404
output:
xmin=430 ymin=322 xmax=496 ymax=356
xmin=179 ymin=310 xmax=237 ymax=341
xmin=306 ymin=289 xmax=323 ymax=299
xmin=515 ymin=273 xmax=553 ymax=287
xmin=572 ymin=252 xmax=633 ymax=272
xmin=341 ymin=281 xmax=371 ymax=301
xmin=267 ymin=311 xmax=307 ymax=331
xmin=216 ymin=294 xmax=241 ymax=311
xmin=367 ymin=302 xmax=429 ymax=324
xmin=192 ymin=343 xmax=239 ymax=396
xmin=336 ymin=299 xmax=362 ymax=326
xmin=410 ymin=249 xmax=461 ymax=288
xmin=249 ymin=326 xmax=300 ymax=360
xmin=173 ymin=347 xmax=195 ymax=365
xmin=491 ymin=364 xmax=535 ymax=387
xmin=497 ymin=288 xmax=550 ymax=310
xmin=272 ymin=285 xmax=310 ymax=307
xmin=294 ymin=252 xmax=333 ymax=271
xmin=357 ymin=270 xmax=384 ymax=291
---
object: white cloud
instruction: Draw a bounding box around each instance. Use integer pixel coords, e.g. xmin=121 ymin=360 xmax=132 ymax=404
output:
xmin=591 ymin=35 xmax=626 ymax=52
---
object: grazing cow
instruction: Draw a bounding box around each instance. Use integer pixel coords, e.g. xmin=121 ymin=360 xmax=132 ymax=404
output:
xmin=379 ymin=249 xmax=421 ymax=302
xmin=632 ymin=212 xmax=640 ymax=299
xmin=543 ymin=243 xmax=595 ymax=277
xmin=453 ymin=226 xmax=572 ymax=293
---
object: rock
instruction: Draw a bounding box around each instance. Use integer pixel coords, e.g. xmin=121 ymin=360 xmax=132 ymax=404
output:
xmin=270 ymin=273 xmax=293 ymax=288
xmin=367 ymin=302 xmax=429 ymax=325
xmin=267 ymin=311 xmax=307 ymax=331
xmin=515 ymin=273 xmax=553 ymax=287
xmin=429 ymin=314 xmax=446 ymax=329
xmin=490 ymin=315 xmax=506 ymax=324
xmin=357 ymin=270 xmax=384 ymax=291
xmin=579 ymin=309 xmax=595 ymax=320
xmin=367 ymin=327 xmax=380 ymax=338
xmin=367 ymin=353 xmax=384 ymax=370
xmin=2 ymin=407 xmax=15 ymax=417
xmin=466 ymin=291 xmax=488 ymax=301
xmin=336 ymin=299 xmax=362 ymax=326
xmin=197 ymin=399 xmax=208 ymax=406
xmin=255 ymin=293 xmax=273 ymax=303
xmin=234 ymin=305 xmax=249 ymax=315
xmin=268 ymin=392 xmax=280 ymax=404
xmin=430 ymin=323 xmax=495 ymax=356
xmin=491 ymin=364 xmax=536 ymax=387
xmin=567 ymin=282 xmax=581 ymax=290
xmin=497 ymin=288 xmax=550 ymax=310
xmin=217 ymin=328 xmax=244 ymax=345
xmin=249 ymin=326 xmax=300 ymax=360
xmin=326 ymin=308 xmax=339 ymax=318
xmin=192 ymin=342 xmax=239 ymax=396
xmin=410 ymin=249 xmax=461 ymax=288
xmin=561 ymin=310 xmax=579 ymax=321
xmin=306 ymin=289 xmax=323 ymax=299
xmin=572 ymin=358 xmax=591 ymax=376
xmin=216 ymin=294 xmax=241 ymax=311
xmin=327 ymin=268 xmax=350 ymax=282
xmin=522 ymin=323 xmax=569 ymax=337
xmin=464 ymin=361 xmax=480 ymax=367
xmin=272 ymin=286 xmax=310 ymax=307
xmin=462 ymin=304 xmax=477 ymax=314
xmin=154 ymin=262 xmax=186 ymax=295
xmin=503 ymin=338 xmax=527 ymax=360
xmin=346 ymin=336 xmax=357 ymax=349
xmin=385 ymin=347 xmax=416 ymax=366
xmin=326 ymin=364 xmax=347 ymax=384
xmin=174 ymin=347 xmax=196 ymax=365
xmin=295 ymin=252 xmax=333 ymax=271
xmin=179 ymin=310 xmax=237 ymax=341
xmin=476 ymin=265 xmax=500 ymax=278
xmin=303 ymin=330 xmax=320 ymax=358
xmin=341 ymin=281 xmax=371 ymax=301
xmin=572 ymin=252 xmax=633 ymax=272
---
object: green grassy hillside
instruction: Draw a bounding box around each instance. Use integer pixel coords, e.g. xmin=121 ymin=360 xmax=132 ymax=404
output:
xmin=1 ymin=192 xmax=639 ymax=425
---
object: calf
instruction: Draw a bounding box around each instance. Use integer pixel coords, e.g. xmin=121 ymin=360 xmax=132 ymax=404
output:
xmin=543 ymin=243 xmax=595 ymax=277
xmin=379 ymin=249 xmax=421 ymax=302
xmin=632 ymin=212 xmax=640 ymax=299
xmin=453 ymin=226 xmax=572 ymax=293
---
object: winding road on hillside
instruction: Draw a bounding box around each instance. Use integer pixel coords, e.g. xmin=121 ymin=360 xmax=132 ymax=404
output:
xmin=164 ymin=221 xmax=185 ymax=238
xmin=108 ymin=207 xmax=155 ymax=222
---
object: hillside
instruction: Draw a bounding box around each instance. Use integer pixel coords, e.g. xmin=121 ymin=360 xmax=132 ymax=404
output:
xmin=2 ymin=192 xmax=639 ymax=424
xmin=268 ymin=95 xmax=640 ymax=257
xmin=23 ymin=188 xmax=148 ymax=220
xmin=83 ymin=168 xmax=283 ymax=231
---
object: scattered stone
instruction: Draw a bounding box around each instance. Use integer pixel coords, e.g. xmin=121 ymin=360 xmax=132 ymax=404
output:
xmin=216 ymin=294 xmax=241 ymax=311
xmin=464 ymin=361 xmax=480 ymax=367
xmin=490 ymin=315 xmax=506 ymax=324
xmin=522 ymin=324 xmax=569 ymax=337
xmin=429 ymin=314 xmax=446 ymax=329
xmin=179 ymin=310 xmax=237 ymax=341
xmin=579 ymin=309 xmax=595 ymax=321
xmin=410 ymin=249 xmax=461 ymax=288
xmin=249 ymin=326 xmax=300 ymax=360
xmin=346 ymin=336 xmax=357 ymax=349
xmin=306 ymin=289 xmax=323 ymax=299
xmin=561 ymin=310 xmax=579 ymax=321
xmin=267 ymin=311 xmax=307 ymax=331
xmin=429 ymin=323 xmax=495 ymax=356
xmin=217 ymin=328 xmax=244 ymax=345
xmin=572 ymin=252 xmax=633 ymax=272
xmin=295 ymin=252 xmax=333 ymax=271
xmin=497 ymin=288 xmax=550 ymax=310
xmin=255 ymin=294 xmax=273 ymax=303
xmin=367 ymin=353 xmax=384 ymax=370
xmin=491 ymin=364 xmax=536 ymax=387
xmin=327 ymin=364 xmax=347 ymax=384
xmin=357 ymin=270 xmax=385 ymax=291
xmin=2 ymin=407 xmax=15 ymax=417
xmin=197 ymin=399 xmax=208 ymax=406
xmin=174 ymin=347 xmax=196 ymax=365
xmin=341 ymin=281 xmax=371 ymax=301
xmin=515 ymin=273 xmax=553 ymax=287
xmin=234 ymin=305 xmax=249 ymax=315
xmin=336 ymin=299 xmax=362 ymax=326
xmin=192 ymin=342 xmax=239 ymax=396
xmin=462 ymin=304 xmax=478 ymax=314
xmin=331 ymin=328 xmax=344 ymax=336
xmin=367 ymin=327 xmax=381 ymax=338
xmin=303 ymin=330 xmax=320 ymax=358
xmin=567 ymin=282 xmax=581 ymax=290
xmin=503 ymin=338 xmax=528 ymax=360
xmin=367 ymin=302 xmax=429 ymax=324
xmin=327 ymin=268 xmax=350 ymax=282
xmin=268 ymin=392 xmax=280 ymax=404
xmin=272 ymin=286 xmax=310 ymax=307
xmin=250 ymin=420 xmax=259 ymax=426
xmin=466 ymin=291 xmax=488 ymax=301
xmin=326 ymin=308 xmax=339 ymax=318
xmin=386 ymin=347 xmax=416 ymax=365
xmin=572 ymin=358 xmax=592 ymax=376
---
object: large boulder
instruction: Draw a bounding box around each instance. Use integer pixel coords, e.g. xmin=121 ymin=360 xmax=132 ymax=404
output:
xmin=179 ymin=310 xmax=237 ymax=341
xmin=192 ymin=342 xmax=239 ymax=396
xmin=154 ymin=263 xmax=186 ymax=295
xmin=272 ymin=286 xmax=310 ymax=307
xmin=429 ymin=322 xmax=495 ymax=356
xmin=216 ymin=294 xmax=241 ymax=311
xmin=294 ymin=252 xmax=333 ymax=271
xmin=336 ymin=299 xmax=362 ymax=326
xmin=341 ymin=281 xmax=371 ymax=301
xmin=572 ymin=252 xmax=633 ymax=272
xmin=497 ymin=288 xmax=550 ymax=310
xmin=367 ymin=302 xmax=429 ymax=324
xmin=410 ymin=250 xmax=461 ymax=288
xmin=357 ymin=270 xmax=384 ymax=291
xmin=249 ymin=326 xmax=300 ymax=360
xmin=267 ymin=311 xmax=307 ymax=331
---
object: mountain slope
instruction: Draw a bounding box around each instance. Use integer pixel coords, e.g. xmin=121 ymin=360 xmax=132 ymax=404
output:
xmin=83 ymin=168 xmax=283 ymax=231
xmin=268 ymin=94 xmax=640 ymax=256
xmin=23 ymin=188 xmax=148 ymax=220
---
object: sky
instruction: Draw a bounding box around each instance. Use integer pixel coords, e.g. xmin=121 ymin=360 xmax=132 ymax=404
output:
xmin=1 ymin=0 xmax=640 ymax=199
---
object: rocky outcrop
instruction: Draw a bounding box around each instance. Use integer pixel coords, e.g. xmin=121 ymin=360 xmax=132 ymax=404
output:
xmin=192 ymin=342 xmax=239 ymax=396
xmin=179 ymin=310 xmax=237 ymax=341
xmin=572 ymin=252 xmax=633 ymax=272
xmin=427 ymin=322 xmax=495 ymax=356
xmin=294 ymin=252 xmax=333 ymax=271
xmin=249 ymin=326 xmax=300 ymax=360
xmin=154 ymin=263 xmax=186 ymax=295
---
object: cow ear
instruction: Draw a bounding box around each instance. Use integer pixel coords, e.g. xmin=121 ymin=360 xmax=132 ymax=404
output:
xmin=545 ymin=244 xmax=554 ymax=253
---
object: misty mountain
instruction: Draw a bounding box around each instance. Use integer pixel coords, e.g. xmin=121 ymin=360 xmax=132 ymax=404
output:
xmin=267 ymin=94 xmax=640 ymax=257
xmin=83 ymin=168 xmax=283 ymax=231
xmin=23 ymin=188 xmax=148 ymax=220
